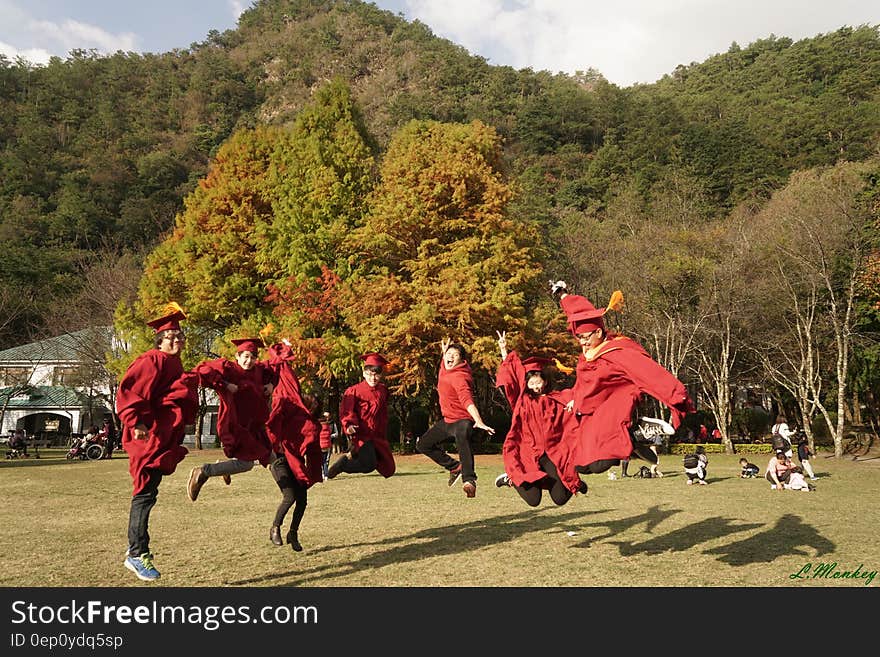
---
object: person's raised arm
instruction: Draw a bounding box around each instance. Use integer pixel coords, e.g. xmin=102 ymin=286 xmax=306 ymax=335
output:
xmin=440 ymin=337 xmax=451 ymax=357
xmin=496 ymin=330 xmax=508 ymax=361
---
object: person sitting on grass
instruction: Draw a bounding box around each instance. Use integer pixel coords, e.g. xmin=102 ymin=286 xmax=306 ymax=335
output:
xmin=683 ymin=445 xmax=708 ymax=485
xmin=739 ymin=458 xmax=760 ymax=478
xmin=766 ymin=449 xmax=796 ymax=491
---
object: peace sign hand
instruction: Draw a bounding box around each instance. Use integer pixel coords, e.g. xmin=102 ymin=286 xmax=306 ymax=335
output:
xmin=496 ymin=330 xmax=508 ymax=359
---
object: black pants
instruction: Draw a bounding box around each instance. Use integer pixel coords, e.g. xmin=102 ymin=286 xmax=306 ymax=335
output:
xmin=332 ymin=441 xmax=377 ymax=474
xmin=575 ymin=459 xmax=620 ymax=475
xmin=269 ymin=456 xmax=308 ymax=534
xmin=417 ymin=418 xmax=476 ymax=484
xmin=514 ymin=454 xmax=573 ymax=507
xmin=127 ymin=468 xmax=163 ymax=557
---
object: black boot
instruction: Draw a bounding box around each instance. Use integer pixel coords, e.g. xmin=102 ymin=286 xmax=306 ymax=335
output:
xmin=270 ymin=525 xmax=283 ymax=546
xmin=286 ymin=530 xmax=303 ymax=552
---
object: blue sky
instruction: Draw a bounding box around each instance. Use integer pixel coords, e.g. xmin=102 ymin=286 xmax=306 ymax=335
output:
xmin=1 ymin=1 xmax=877 ymax=87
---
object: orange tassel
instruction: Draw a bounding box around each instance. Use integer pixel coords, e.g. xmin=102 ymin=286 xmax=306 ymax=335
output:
xmin=606 ymin=290 xmax=624 ymax=313
xmin=553 ymin=358 xmax=574 ymax=375
xmin=259 ymin=322 xmax=275 ymax=339
xmin=163 ymin=301 xmax=186 ymax=318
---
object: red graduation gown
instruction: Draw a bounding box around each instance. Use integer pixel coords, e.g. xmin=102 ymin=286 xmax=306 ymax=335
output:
xmin=116 ymin=349 xmax=198 ymax=495
xmin=564 ymin=336 xmax=694 ymax=468
xmin=495 ymin=352 xmax=581 ymax=493
xmin=192 ymin=358 xmax=272 ymax=465
xmin=319 ymin=422 xmax=332 ymax=450
xmin=339 ymin=379 xmax=396 ymax=478
xmin=264 ymin=343 xmax=322 ymax=487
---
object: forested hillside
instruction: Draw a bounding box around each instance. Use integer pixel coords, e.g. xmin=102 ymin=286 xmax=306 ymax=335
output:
xmin=2 ymin=0 xmax=880 ymax=455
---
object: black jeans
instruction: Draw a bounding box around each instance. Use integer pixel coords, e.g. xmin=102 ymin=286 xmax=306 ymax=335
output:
xmin=127 ymin=468 xmax=163 ymax=557
xmin=514 ymin=454 xmax=573 ymax=507
xmin=269 ymin=456 xmax=308 ymax=533
xmin=333 ymin=441 xmax=377 ymax=474
xmin=417 ymin=418 xmax=476 ymax=484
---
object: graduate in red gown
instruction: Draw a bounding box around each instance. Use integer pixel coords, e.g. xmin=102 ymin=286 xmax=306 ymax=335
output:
xmin=326 ymin=352 xmax=396 ymax=480
xmin=263 ymin=339 xmax=323 ymax=551
xmin=551 ymin=281 xmax=695 ymax=476
xmin=117 ymin=304 xmax=198 ymax=581
xmin=493 ymin=331 xmax=586 ymax=506
xmin=186 ymin=337 xmax=273 ymax=501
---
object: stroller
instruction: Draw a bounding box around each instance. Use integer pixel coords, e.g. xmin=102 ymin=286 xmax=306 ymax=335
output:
xmin=66 ymin=434 xmax=105 ymax=461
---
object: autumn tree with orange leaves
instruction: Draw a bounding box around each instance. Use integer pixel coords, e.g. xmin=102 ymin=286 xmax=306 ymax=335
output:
xmin=341 ymin=119 xmax=544 ymax=398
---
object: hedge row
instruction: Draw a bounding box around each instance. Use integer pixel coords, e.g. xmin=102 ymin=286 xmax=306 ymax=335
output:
xmin=668 ymin=443 xmax=774 ymax=455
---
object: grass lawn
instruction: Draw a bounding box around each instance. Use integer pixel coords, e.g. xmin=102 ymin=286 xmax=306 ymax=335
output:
xmin=1 ymin=448 xmax=878 ymax=587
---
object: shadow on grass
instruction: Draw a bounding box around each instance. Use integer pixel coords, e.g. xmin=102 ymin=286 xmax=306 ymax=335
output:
xmin=608 ymin=516 xmax=763 ymax=556
xmin=229 ymin=508 xmax=601 ymax=586
xmin=570 ymin=505 xmax=681 ymax=548
xmin=328 ymin=470 xmax=430 ymax=479
xmin=574 ymin=507 xmax=835 ymax=568
xmin=703 ymin=514 xmax=835 ymax=566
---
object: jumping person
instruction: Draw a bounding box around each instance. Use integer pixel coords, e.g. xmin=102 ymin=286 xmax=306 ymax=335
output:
xmin=326 ymin=353 xmax=396 ymax=480
xmin=551 ymin=281 xmax=695 ymax=478
xmin=116 ymin=304 xmax=198 ymax=581
xmin=187 ymin=337 xmax=273 ymax=501
xmin=492 ymin=331 xmax=586 ymax=506
xmin=263 ymin=340 xmax=323 ymax=551
xmin=417 ymin=339 xmax=495 ymax=498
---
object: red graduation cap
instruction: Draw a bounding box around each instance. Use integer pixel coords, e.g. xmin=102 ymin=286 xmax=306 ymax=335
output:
xmin=146 ymin=302 xmax=187 ymax=333
xmin=521 ymin=356 xmax=553 ymax=373
xmin=231 ymin=337 xmax=265 ymax=354
xmin=562 ymin=291 xmax=623 ymax=335
xmin=360 ymin=352 xmax=389 ymax=368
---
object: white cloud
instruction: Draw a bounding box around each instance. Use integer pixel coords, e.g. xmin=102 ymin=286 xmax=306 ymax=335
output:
xmin=403 ymin=0 xmax=880 ymax=86
xmin=0 ymin=39 xmax=52 ymax=65
xmin=229 ymin=1 xmax=247 ymax=20
xmin=28 ymin=18 xmax=138 ymax=54
xmin=0 ymin=1 xmax=141 ymax=64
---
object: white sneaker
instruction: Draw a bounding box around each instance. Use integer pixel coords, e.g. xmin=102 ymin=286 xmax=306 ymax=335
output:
xmin=770 ymin=485 xmax=776 ymax=490
xmin=638 ymin=417 xmax=676 ymax=437
xmin=494 ymin=473 xmax=511 ymax=488
xmin=686 ymin=479 xmax=693 ymax=485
